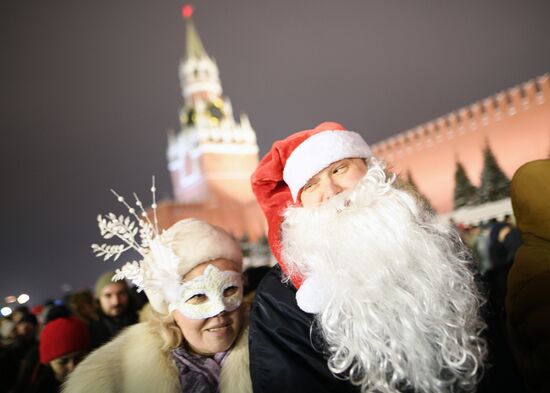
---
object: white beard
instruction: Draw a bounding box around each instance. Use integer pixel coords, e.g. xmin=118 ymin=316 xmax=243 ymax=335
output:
xmin=281 ymin=158 xmax=487 ymax=393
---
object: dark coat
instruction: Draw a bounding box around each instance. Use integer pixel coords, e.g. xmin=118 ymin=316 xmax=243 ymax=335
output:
xmin=0 ymin=337 xmax=37 ymax=393
xmin=20 ymin=364 xmax=61 ymax=393
xmin=88 ymin=310 xmax=137 ymax=350
xmin=249 ymin=265 xmax=359 ymax=393
xmin=506 ymin=159 xmax=550 ymax=393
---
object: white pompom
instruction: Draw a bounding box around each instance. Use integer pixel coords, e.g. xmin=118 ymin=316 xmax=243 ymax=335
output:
xmin=295 ymin=274 xmax=329 ymax=314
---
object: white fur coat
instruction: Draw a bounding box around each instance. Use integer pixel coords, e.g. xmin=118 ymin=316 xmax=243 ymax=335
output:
xmin=63 ymin=322 xmax=251 ymax=393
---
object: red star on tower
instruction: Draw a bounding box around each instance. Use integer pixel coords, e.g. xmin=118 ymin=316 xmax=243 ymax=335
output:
xmin=182 ymin=4 xmax=194 ymax=19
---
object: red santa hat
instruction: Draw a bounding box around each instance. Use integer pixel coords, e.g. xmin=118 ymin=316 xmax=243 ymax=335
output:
xmin=251 ymin=122 xmax=372 ymax=288
xmin=40 ymin=316 xmax=91 ymax=364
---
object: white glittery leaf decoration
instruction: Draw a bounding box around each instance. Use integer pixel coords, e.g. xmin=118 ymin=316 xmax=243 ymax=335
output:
xmin=91 ymin=177 xmax=162 ymax=292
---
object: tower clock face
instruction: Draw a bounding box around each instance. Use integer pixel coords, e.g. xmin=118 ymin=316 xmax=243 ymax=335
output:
xmin=206 ymin=99 xmax=225 ymax=125
xmin=207 ymin=103 xmax=223 ymax=119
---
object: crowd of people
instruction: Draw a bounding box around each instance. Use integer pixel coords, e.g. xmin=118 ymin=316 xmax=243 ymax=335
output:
xmin=1 ymin=122 xmax=548 ymax=393
xmin=0 ymin=270 xmax=142 ymax=392
xmin=456 ymin=216 xmax=521 ymax=311
xmin=452 ymin=216 xmax=524 ymax=392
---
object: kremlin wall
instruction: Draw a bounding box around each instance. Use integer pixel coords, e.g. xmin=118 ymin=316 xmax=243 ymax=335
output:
xmin=372 ymin=74 xmax=550 ymax=214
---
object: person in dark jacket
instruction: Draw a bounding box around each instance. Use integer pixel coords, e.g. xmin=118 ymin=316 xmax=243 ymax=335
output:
xmin=249 ymin=122 xmax=487 ymax=393
xmin=0 ymin=313 xmax=38 ymax=393
xmin=485 ymin=216 xmax=522 ymax=313
xmin=88 ymin=271 xmax=138 ymax=348
xmin=251 ymin=264 xmax=360 ymax=393
xmin=506 ymin=159 xmax=550 ymax=393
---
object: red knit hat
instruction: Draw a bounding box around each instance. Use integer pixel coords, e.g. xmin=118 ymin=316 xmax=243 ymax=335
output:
xmin=39 ymin=316 xmax=91 ymax=364
xmin=251 ymin=122 xmax=372 ymax=288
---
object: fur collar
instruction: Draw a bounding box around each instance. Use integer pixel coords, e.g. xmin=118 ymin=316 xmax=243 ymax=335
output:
xmin=63 ymin=322 xmax=251 ymax=393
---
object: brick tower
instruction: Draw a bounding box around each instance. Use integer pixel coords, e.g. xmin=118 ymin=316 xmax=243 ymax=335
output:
xmin=157 ymin=5 xmax=265 ymax=241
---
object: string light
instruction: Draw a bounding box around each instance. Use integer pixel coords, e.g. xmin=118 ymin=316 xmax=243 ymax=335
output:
xmin=17 ymin=294 xmax=30 ymax=304
xmin=1 ymin=307 xmax=12 ymax=317
xmin=4 ymin=296 xmax=16 ymax=304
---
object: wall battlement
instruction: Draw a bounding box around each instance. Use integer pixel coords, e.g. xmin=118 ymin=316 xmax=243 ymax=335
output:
xmin=372 ymin=74 xmax=549 ymax=160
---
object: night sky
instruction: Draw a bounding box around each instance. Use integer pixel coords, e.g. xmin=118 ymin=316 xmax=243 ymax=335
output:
xmin=1 ymin=1 xmax=549 ymax=306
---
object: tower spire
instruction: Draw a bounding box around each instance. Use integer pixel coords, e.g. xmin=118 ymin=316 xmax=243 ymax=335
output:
xmin=182 ymin=5 xmax=208 ymax=60
xmin=168 ymin=3 xmax=260 ymax=208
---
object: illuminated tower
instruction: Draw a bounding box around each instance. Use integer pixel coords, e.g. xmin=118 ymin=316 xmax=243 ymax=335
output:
xmin=167 ymin=5 xmax=259 ymax=205
xmin=158 ymin=5 xmax=265 ymax=243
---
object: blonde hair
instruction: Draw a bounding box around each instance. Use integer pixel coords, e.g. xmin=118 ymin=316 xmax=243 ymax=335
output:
xmin=146 ymin=309 xmax=184 ymax=351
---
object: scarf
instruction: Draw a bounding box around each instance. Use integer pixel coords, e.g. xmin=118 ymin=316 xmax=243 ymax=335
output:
xmin=171 ymin=345 xmax=228 ymax=393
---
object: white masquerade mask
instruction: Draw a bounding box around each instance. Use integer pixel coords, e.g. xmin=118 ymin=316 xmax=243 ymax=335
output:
xmin=169 ymin=264 xmax=243 ymax=320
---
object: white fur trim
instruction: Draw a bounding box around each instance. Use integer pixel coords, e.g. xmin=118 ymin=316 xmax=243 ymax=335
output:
xmin=63 ymin=322 xmax=252 ymax=393
xmin=220 ymin=328 xmax=252 ymax=393
xmin=63 ymin=323 xmax=179 ymax=393
xmin=165 ymin=219 xmax=243 ymax=277
xmin=295 ymin=274 xmax=330 ymax=314
xmin=283 ymin=130 xmax=372 ymax=202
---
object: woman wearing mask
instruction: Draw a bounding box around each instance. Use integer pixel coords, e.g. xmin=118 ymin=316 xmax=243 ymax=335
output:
xmin=64 ymin=202 xmax=251 ymax=393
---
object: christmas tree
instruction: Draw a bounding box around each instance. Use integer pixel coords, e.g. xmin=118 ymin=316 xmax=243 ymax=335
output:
xmin=453 ymin=161 xmax=478 ymax=209
xmin=405 ymin=170 xmax=436 ymax=214
xmin=478 ymin=143 xmax=510 ymax=203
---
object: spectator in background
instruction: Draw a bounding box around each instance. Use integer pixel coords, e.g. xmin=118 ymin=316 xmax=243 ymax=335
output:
xmin=35 ymin=301 xmax=57 ymax=328
xmin=0 ymin=313 xmax=38 ymax=393
xmin=68 ymin=290 xmax=98 ymax=325
xmin=17 ymin=315 xmax=91 ymax=393
xmin=460 ymin=215 xmax=524 ymax=393
xmin=487 ymin=215 xmax=522 ymax=314
xmin=12 ymin=306 xmax=70 ymax=392
xmin=0 ymin=318 xmax=15 ymax=347
xmin=88 ymin=271 xmax=137 ymax=349
xmin=477 ymin=215 xmax=526 ymax=392
xmin=463 ymin=224 xmax=481 ymax=267
xmin=506 ymin=159 xmax=550 ymax=393
xmin=476 ymin=221 xmax=492 ymax=276
xmin=10 ymin=306 xmax=31 ymax=325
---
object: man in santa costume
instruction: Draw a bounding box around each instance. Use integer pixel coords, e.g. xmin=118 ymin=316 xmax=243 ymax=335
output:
xmin=249 ymin=122 xmax=487 ymax=393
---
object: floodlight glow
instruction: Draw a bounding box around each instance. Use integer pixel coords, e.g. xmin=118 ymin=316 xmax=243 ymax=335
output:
xmin=17 ymin=294 xmax=30 ymax=304
xmin=1 ymin=307 xmax=12 ymax=317
xmin=5 ymin=296 xmax=16 ymax=303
